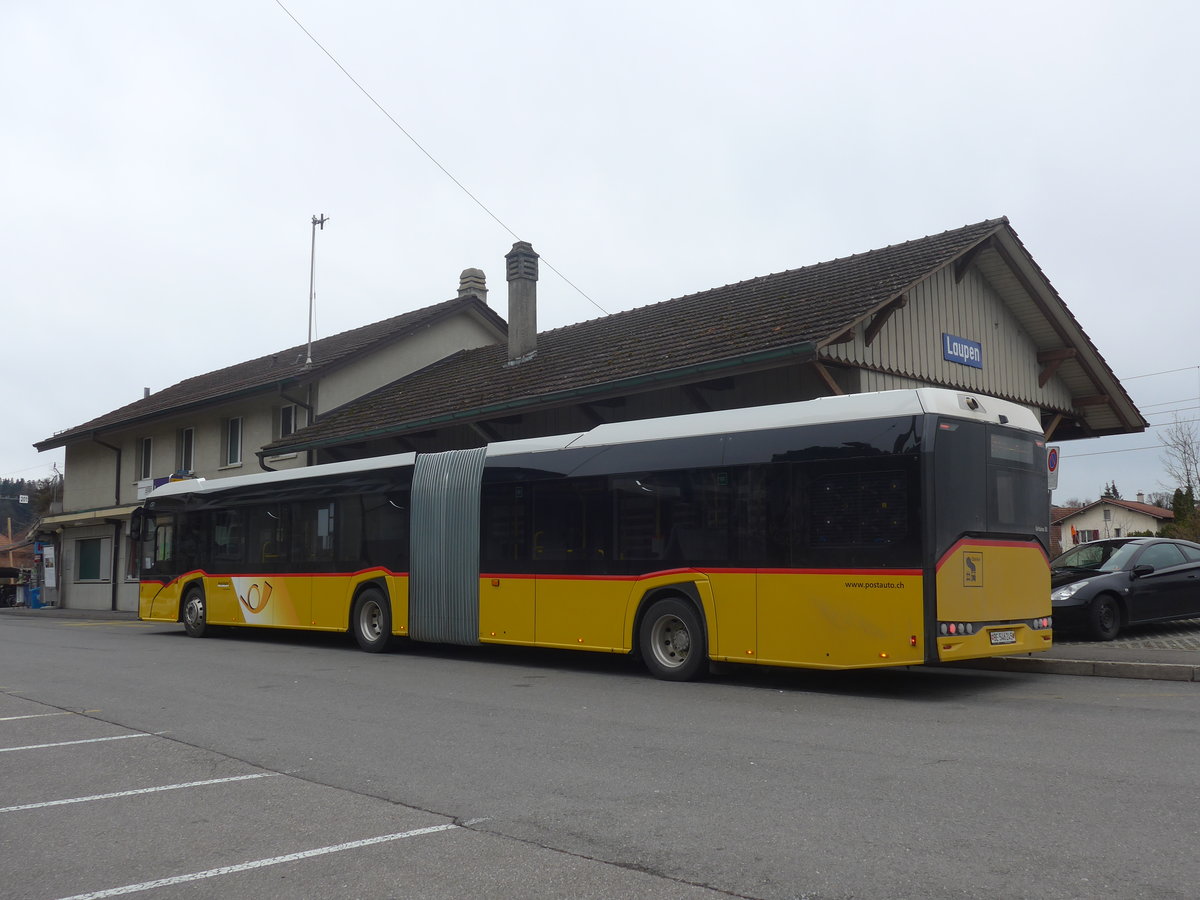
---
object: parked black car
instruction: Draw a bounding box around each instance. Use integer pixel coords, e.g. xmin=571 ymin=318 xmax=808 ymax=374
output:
xmin=1050 ymin=537 xmax=1200 ymax=640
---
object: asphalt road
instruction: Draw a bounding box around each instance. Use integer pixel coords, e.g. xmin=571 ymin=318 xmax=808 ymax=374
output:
xmin=2 ymin=615 xmax=1199 ymax=900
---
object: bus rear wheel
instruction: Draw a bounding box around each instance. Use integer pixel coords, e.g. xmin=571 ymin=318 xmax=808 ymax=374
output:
xmin=182 ymin=587 xmax=207 ymax=638
xmin=352 ymin=588 xmax=392 ymax=652
xmin=639 ymin=597 xmax=707 ymax=681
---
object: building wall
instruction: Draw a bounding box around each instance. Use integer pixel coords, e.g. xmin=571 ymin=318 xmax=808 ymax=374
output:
xmin=826 ymin=266 xmax=1074 ymax=412
xmin=62 ymin=443 xmax=125 ymax=510
xmin=317 ymin=315 xmax=502 ymax=414
xmin=57 ymin=522 xmax=130 ymax=611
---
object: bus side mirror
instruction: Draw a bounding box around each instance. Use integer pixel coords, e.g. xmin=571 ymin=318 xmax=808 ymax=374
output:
xmin=129 ymin=509 xmax=150 ymax=541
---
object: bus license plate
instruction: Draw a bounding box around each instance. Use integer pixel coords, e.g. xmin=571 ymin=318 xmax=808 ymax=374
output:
xmin=989 ymin=629 xmax=1017 ymax=646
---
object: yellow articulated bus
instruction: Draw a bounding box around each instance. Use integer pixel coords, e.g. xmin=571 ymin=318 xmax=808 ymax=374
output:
xmin=135 ymin=388 xmax=1052 ymax=680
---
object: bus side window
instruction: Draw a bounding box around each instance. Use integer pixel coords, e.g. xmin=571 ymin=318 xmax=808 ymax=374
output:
xmin=361 ymin=493 xmax=410 ymax=571
xmin=155 ymin=522 xmax=175 ymax=565
xmin=213 ymin=510 xmax=246 ymax=564
xmin=293 ymin=500 xmax=337 ymax=566
xmin=533 ymin=478 xmax=609 ymax=567
xmin=481 ymin=484 xmax=529 ymax=567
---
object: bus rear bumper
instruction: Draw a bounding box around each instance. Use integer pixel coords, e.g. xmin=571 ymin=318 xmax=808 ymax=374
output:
xmin=935 ymin=623 xmax=1052 ymax=662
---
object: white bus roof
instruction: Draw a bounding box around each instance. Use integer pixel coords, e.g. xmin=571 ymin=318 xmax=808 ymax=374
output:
xmin=486 ymin=388 xmax=1041 ymax=457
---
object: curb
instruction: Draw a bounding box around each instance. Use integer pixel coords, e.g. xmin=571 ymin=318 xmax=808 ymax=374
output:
xmin=950 ymin=657 xmax=1200 ymax=682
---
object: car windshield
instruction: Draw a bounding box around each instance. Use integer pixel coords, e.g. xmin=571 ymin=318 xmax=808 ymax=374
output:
xmin=1052 ymin=541 xmax=1131 ymax=572
xmin=1096 ymin=543 xmax=1141 ymax=572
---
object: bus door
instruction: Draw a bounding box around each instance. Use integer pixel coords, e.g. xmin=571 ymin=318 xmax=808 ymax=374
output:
xmin=479 ymin=480 xmax=535 ymax=644
xmin=531 ymin=477 xmax=622 ymax=650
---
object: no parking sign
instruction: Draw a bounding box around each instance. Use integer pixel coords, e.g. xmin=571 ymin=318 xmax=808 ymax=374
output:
xmin=1047 ymin=445 xmax=1060 ymax=490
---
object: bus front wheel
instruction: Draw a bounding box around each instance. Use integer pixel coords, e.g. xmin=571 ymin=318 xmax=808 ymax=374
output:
xmin=639 ymin=597 xmax=707 ymax=682
xmin=352 ymin=588 xmax=392 ymax=653
xmin=182 ymin=587 xmax=207 ymax=638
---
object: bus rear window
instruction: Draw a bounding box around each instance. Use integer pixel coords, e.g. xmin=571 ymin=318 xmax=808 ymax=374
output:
xmin=990 ymin=432 xmax=1038 ymax=465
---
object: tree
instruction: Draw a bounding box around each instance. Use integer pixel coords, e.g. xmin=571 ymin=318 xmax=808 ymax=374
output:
xmin=1164 ymin=485 xmax=1199 ymax=542
xmin=1161 ymin=416 xmax=1200 ymax=496
xmin=1101 ymin=481 xmax=1122 ymax=500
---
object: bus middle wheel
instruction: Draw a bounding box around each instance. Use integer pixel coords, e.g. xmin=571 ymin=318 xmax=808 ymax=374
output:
xmin=352 ymin=588 xmax=392 ymax=653
xmin=639 ymin=597 xmax=707 ymax=681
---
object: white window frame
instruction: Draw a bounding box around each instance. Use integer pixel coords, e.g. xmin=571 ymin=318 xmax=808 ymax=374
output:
xmin=223 ymin=417 xmax=243 ymax=468
xmin=279 ymin=404 xmax=298 ymax=439
xmin=177 ymin=426 xmax=195 ymax=475
xmin=75 ymin=536 xmax=113 ymax=583
xmin=138 ymin=437 xmax=152 ymax=480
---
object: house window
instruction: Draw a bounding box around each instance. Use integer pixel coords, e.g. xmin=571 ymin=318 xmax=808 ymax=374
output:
xmin=280 ymin=404 xmax=298 ymax=439
xmin=138 ymin=437 xmax=152 ymax=480
xmin=222 ymin=417 xmax=243 ymax=467
xmin=76 ymin=537 xmax=112 ymax=583
xmin=177 ymin=427 xmax=195 ymax=474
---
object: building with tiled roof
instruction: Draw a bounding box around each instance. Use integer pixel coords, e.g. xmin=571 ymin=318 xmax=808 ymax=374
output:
xmin=33 ymin=288 xmax=505 ymax=610
xmin=262 ymin=218 xmax=1145 ymax=463
xmin=1056 ymin=495 xmax=1175 ymax=546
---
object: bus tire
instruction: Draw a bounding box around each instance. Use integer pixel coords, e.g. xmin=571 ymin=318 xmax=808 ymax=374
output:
xmin=352 ymin=588 xmax=392 ymax=653
xmin=182 ymin=586 xmax=207 ymax=638
xmin=639 ymin=597 xmax=707 ymax=681
xmin=1087 ymin=594 xmax=1121 ymax=641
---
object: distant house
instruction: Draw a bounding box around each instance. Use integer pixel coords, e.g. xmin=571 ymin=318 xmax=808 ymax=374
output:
xmin=1055 ymin=495 xmax=1174 ymax=547
xmin=33 ymin=283 xmax=506 ymax=611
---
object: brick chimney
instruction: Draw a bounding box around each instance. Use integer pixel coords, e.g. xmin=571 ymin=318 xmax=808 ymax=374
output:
xmin=458 ymin=268 xmax=487 ymax=303
xmin=505 ymin=241 xmax=538 ymax=362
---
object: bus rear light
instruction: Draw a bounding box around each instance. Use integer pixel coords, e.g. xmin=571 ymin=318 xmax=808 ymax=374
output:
xmin=910 ymin=635 xmax=917 ymax=647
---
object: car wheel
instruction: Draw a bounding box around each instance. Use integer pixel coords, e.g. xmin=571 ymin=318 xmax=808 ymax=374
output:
xmin=182 ymin=586 xmax=207 ymax=638
xmin=639 ymin=597 xmax=707 ymax=681
xmin=352 ymin=588 xmax=392 ymax=652
xmin=1087 ymin=594 xmax=1121 ymax=641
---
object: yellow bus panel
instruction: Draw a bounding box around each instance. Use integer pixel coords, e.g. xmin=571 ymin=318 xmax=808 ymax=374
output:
xmin=757 ymin=570 xmax=924 ymax=668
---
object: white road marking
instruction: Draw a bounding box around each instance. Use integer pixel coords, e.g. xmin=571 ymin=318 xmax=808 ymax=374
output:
xmin=0 ymin=732 xmax=159 ymax=753
xmin=0 ymin=773 xmax=280 ymax=813
xmin=0 ymin=712 xmax=71 ymax=722
xmin=55 ymin=823 xmax=460 ymax=900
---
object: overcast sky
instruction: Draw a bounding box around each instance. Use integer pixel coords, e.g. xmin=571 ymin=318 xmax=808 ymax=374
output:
xmin=4 ymin=1 xmax=1197 ymax=504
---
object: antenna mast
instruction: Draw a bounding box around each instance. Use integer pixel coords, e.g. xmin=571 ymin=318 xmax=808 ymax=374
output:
xmin=305 ymin=213 xmax=329 ymax=368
